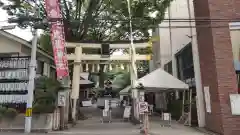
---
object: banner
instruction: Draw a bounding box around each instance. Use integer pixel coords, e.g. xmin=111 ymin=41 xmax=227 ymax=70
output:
xmin=44 ymin=0 xmax=69 ymax=78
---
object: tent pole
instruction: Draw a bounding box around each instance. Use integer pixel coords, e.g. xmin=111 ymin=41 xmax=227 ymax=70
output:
xmin=189 ymin=89 xmax=192 ymax=126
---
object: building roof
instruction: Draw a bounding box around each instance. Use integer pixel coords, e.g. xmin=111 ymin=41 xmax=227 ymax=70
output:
xmin=0 ymin=30 xmax=53 ymax=60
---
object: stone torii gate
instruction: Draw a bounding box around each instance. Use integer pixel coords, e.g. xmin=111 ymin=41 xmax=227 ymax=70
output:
xmin=66 ymin=42 xmax=152 ymax=119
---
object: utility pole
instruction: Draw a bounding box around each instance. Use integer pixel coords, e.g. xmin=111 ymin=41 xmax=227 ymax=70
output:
xmin=126 ymin=0 xmax=139 ymax=121
xmin=24 ymin=2 xmax=39 ymax=133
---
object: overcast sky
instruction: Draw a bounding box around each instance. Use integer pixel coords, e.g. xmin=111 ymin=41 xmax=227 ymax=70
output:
xmin=0 ymin=8 xmax=33 ymax=41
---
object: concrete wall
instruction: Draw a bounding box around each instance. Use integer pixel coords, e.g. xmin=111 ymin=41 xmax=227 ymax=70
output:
xmin=0 ymin=110 xmax=60 ymax=132
xmin=158 ymin=0 xmax=194 ymax=68
xmin=0 ymin=36 xmax=21 ymax=54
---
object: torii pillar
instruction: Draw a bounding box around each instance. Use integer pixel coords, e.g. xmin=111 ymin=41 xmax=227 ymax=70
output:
xmin=194 ymin=0 xmax=240 ymax=134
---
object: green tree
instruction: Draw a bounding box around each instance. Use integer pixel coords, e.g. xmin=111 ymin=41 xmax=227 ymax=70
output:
xmin=1 ymin=0 xmax=172 ymax=102
xmin=1 ymin=0 xmax=172 ymax=41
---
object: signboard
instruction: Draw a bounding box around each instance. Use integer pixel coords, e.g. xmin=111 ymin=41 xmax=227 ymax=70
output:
xmin=123 ymin=106 xmax=131 ymax=118
xmin=139 ymin=101 xmax=148 ymax=114
xmin=45 ymin=0 xmax=69 ymax=78
xmin=0 ymin=95 xmax=27 ymax=103
xmin=82 ymin=100 xmax=92 ymax=107
xmin=58 ymin=91 xmax=66 ymax=106
xmin=51 ymin=23 xmax=69 ymax=78
xmin=0 ymin=57 xmax=30 ymax=69
xmin=103 ymin=109 xmax=108 ymax=117
xmin=0 ymin=57 xmax=30 ymax=103
xmin=104 ymin=100 xmax=110 ymax=110
xmin=204 ymin=86 xmax=211 ymax=113
xmin=0 ymin=82 xmax=28 ymax=91
xmin=163 ymin=113 xmax=171 ymax=120
xmin=0 ymin=69 xmax=28 ymax=79
xmin=230 ymin=94 xmax=240 ymax=115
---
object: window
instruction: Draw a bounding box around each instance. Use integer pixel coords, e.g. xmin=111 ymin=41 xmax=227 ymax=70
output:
xmin=164 ymin=61 xmax=173 ymax=74
xmin=50 ymin=67 xmax=56 ymax=79
xmin=36 ymin=61 xmax=44 ymax=75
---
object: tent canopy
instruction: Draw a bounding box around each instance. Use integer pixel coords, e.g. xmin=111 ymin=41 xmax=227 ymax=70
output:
xmin=120 ymin=68 xmax=189 ymax=94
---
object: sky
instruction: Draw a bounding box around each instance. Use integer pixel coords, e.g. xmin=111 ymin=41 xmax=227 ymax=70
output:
xmin=0 ymin=8 xmax=33 ymax=41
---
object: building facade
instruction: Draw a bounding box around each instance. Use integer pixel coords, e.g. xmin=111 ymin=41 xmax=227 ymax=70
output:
xmin=0 ymin=30 xmax=56 ymax=78
xmin=152 ymin=0 xmax=240 ymax=134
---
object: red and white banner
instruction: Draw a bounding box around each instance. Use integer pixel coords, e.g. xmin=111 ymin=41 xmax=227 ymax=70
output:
xmin=44 ymin=0 xmax=69 ymax=78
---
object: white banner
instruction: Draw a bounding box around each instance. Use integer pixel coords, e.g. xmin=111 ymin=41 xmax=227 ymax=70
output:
xmin=0 ymin=95 xmax=27 ymax=103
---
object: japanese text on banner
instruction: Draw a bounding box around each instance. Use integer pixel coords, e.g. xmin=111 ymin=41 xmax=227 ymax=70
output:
xmin=44 ymin=0 xmax=69 ymax=78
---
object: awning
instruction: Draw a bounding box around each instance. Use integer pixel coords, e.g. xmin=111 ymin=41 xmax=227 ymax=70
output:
xmin=120 ymin=68 xmax=188 ymax=94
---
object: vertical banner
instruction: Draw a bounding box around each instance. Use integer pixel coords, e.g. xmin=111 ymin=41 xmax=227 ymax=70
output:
xmin=44 ymin=0 xmax=69 ymax=78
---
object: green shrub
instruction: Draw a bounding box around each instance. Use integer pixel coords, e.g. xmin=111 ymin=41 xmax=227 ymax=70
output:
xmin=33 ymin=76 xmax=61 ymax=114
xmin=33 ymin=103 xmax=56 ymax=114
xmin=0 ymin=106 xmax=7 ymax=115
xmin=0 ymin=113 xmax=3 ymax=122
xmin=4 ymin=108 xmax=18 ymax=120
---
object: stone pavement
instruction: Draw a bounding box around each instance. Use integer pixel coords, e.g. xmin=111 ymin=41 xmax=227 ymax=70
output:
xmin=1 ymin=106 xmax=207 ymax=135
xmin=1 ymin=117 xmax=207 ymax=135
xmin=46 ymin=116 xmax=206 ymax=135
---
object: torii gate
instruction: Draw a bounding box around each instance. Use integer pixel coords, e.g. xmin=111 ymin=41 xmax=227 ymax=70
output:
xmin=66 ymin=42 xmax=152 ymax=119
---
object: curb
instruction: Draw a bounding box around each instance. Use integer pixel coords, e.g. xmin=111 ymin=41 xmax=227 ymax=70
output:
xmin=0 ymin=128 xmax=50 ymax=133
xmin=193 ymin=127 xmax=220 ymax=135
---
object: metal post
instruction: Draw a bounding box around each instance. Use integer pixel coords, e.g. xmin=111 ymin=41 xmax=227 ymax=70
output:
xmin=24 ymin=21 xmax=38 ymax=134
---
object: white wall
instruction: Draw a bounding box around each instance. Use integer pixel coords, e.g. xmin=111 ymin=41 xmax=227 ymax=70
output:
xmin=0 ymin=36 xmax=21 ymax=53
xmin=229 ymin=22 xmax=240 ymax=60
xmin=159 ymin=0 xmax=194 ymax=67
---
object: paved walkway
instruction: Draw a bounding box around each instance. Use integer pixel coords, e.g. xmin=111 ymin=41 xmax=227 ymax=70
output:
xmin=48 ymin=106 xmax=206 ymax=135
xmin=2 ymin=106 xmax=207 ymax=135
xmin=46 ymin=116 xmax=206 ymax=135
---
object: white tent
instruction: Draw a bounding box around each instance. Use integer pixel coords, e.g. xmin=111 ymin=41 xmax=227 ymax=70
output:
xmin=138 ymin=68 xmax=189 ymax=91
xmin=120 ymin=68 xmax=189 ymax=94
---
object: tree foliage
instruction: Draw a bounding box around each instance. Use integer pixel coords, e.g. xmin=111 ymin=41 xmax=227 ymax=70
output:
xmin=33 ymin=76 xmax=62 ymax=114
xmin=1 ymin=0 xmax=172 ymax=89
xmin=1 ymin=0 xmax=172 ymax=41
